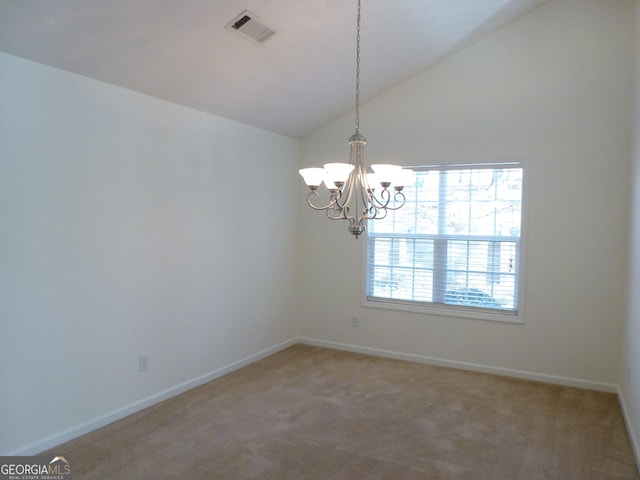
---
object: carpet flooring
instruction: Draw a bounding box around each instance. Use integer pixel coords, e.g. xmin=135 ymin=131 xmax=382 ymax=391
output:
xmin=43 ymin=344 xmax=639 ymax=479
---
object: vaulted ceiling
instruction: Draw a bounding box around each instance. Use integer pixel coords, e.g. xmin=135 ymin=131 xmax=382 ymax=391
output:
xmin=0 ymin=0 xmax=547 ymax=138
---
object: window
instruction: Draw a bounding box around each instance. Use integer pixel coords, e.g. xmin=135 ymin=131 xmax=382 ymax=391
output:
xmin=365 ymin=162 xmax=526 ymax=322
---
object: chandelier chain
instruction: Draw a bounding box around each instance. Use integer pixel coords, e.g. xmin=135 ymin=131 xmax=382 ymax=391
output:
xmin=355 ymin=0 xmax=361 ymax=134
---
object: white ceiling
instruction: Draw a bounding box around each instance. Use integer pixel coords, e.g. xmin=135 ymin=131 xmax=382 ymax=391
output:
xmin=0 ymin=0 xmax=547 ymax=138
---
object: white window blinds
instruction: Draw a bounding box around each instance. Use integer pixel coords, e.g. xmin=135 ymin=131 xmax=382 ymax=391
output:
xmin=366 ymin=162 xmax=524 ymax=316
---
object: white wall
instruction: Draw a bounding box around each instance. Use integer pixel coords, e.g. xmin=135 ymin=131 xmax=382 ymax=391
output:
xmin=620 ymin=0 xmax=640 ymax=460
xmin=299 ymin=0 xmax=634 ymax=387
xmin=0 ymin=52 xmax=300 ymax=455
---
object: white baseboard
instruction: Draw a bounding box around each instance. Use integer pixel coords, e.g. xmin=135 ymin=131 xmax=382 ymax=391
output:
xmin=297 ymin=337 xmax=618 ymax=393
xmin=617 ymin=386 xmax=640 ymax=468
xmin=6 ymin=338 xmax=297 ymax=456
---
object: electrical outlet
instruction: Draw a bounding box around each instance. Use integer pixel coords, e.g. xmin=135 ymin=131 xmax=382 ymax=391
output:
xmin=351 ymin=315 xmax=360 ymax=327
xmin=138 ymin=354 xmax=149 ymax=372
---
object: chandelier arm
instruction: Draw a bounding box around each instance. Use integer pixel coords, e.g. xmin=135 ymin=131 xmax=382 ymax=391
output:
xmin=305 ymin=190 xmax=340 ymax=211
xmin=370 ymin=206 xmax=388 ymax=220
xmin=338 ymin=175 xmax=356 ymax=212
xmin=356 ymin=161 xmax=371 ymax=215
xmin=368 ymin=188 xmax=392 ymax=209
xmin=354 ymin=202 xmax=385 ymax=228
xmin=353 ymin=190 xmax=378 ymax=221
xmin=380 ymin=191 xmax=406 ymax=210
xmin=332 ymin=167 xmax=358 ymax=223
xmin=325 ymin=208 xmax=348 ymax=221
xmin=357 ymin=200 xmax=388 ymax=222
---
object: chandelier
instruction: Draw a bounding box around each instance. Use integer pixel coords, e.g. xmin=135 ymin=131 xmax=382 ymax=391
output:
xmin=299 ymin=0 xmax=413 ymax=239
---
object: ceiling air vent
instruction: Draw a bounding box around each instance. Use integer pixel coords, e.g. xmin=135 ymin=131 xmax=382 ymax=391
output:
xmin=227 ymin=10 xmax=275 ymax=44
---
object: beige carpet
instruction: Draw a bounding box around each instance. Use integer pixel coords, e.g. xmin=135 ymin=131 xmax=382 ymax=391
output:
xmin=43 ymin=344 xmax=639 ymax=479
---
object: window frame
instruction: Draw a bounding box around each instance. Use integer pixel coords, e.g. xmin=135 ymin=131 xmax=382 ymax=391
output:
xmin=361 ymin=159 xmax=529 ymax=324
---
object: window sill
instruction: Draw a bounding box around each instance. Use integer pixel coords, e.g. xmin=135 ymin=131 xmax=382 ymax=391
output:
xmin=362 ymin=296 xmax=524 ymax=324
